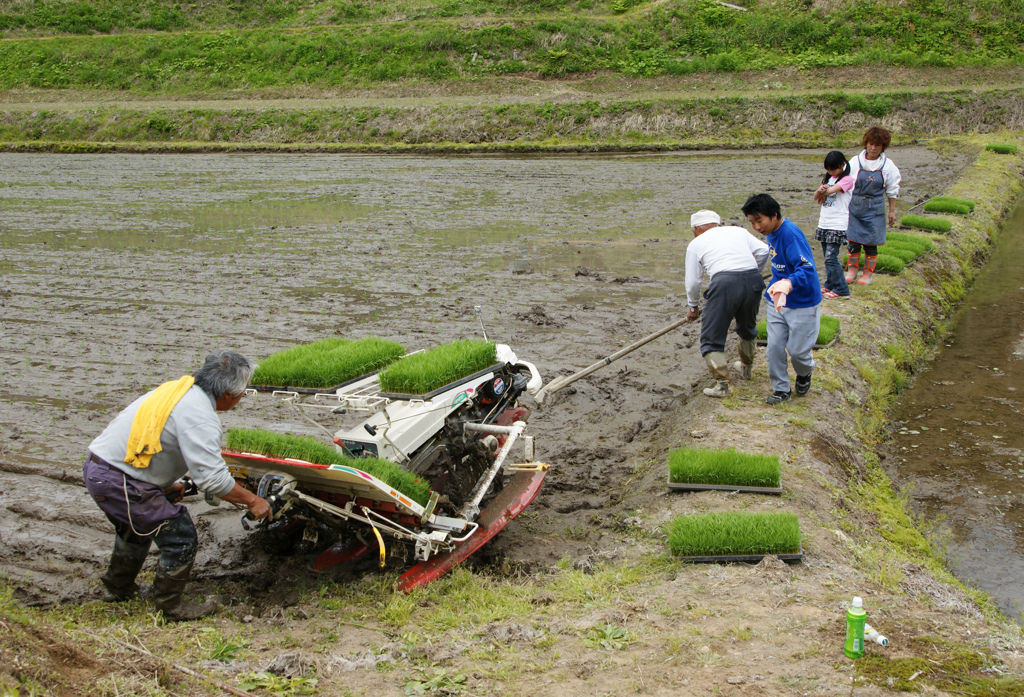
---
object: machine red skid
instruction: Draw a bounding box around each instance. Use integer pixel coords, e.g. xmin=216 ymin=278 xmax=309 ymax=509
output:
xmin=396 ymin=468 xmax=546 ymax=592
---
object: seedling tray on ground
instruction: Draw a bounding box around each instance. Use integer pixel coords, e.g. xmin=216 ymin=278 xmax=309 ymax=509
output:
xmin=677 ymin=549 xmax=803 ymax=565
xmin=667 ymin=478 xmax=782 ymax=495
xmin=379 ymin=363 xmax=505 ymax=400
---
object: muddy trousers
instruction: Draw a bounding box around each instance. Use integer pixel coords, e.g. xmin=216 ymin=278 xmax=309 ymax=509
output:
xmin=699 ymin=269 xmax=765 ymax=382
xmin=765 ymin=303 xmax=820 ymax=394
xmin=84 ymin=454 xmax=198 ymax=609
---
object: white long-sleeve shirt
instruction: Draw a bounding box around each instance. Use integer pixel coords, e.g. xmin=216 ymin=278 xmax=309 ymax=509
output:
xmin=685 ymin=225 xmax=770 ymax=308
xmin=88 ymin=385 xmax=236 ymax=497
xmin=849 ymin=150 xmax=901 ymax=199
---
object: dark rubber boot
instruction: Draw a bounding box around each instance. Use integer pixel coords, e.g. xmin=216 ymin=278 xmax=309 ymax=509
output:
xmin=151 ymin=509 xmax=217 ymax=621
xmin=100 ymin=535 xmax=151 ymax=601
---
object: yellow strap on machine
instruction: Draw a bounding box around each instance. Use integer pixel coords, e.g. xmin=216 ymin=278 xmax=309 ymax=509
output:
xmin=362 ymin=507 xmax=387 ymax=568
xmin=125 ymin=376 xmax=195 ymax=468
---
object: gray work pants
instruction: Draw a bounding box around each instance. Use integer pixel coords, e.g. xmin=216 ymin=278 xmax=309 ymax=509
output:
xmin=765 ymin=303 xmax=820 ymax=393
xmin=699 ymin=269 xmax=765 ymax=356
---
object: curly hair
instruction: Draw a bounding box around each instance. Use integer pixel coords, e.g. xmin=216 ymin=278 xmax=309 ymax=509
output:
xmin=862 ymin=126 xmax=891 ymax=151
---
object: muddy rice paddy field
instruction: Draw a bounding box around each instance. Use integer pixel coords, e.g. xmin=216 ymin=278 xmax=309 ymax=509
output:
xmin=0 ymin=147 xmax=967 ymax=608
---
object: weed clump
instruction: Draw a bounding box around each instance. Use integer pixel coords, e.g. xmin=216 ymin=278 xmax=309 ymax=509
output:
xmin=250 ymin=337 xmax=405 ymax=389
xmin=667 ymin=511 xmax=801 ymax=557
xmin=985 ymin=143 xmax=1020 ymax=155
xmin=757 ymin=314 xmax=840 ymax=345
xmin=378 ymin=339 xmax=497 ymax=395
xmin=900 ymin=214 xmax=952 ymax=233
xmin=668 ymin=447 xmax=780 ymax=488
xmin=225 ymin=427 xmax=431 ymax=506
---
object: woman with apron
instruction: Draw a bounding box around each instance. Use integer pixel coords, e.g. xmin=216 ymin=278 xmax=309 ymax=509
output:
xmin=845 ymin=126 xmax=901 ymax=286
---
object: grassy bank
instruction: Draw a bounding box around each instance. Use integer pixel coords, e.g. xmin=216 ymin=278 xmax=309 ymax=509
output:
xmin=2 ymin=88 xmax=1022 ymax=152
xmin=0 ymin=0 xmax=1021 ymax=92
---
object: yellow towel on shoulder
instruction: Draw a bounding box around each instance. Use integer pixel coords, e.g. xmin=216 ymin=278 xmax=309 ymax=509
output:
xmin=125 ymin=376 xmax=195 ymax=468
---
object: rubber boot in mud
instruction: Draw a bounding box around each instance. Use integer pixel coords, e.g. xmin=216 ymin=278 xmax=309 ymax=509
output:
xmin=845 ymin=255 xmax=859 ymax=283
xmin=151 ymin=510 xmax=217 ymax=621
xmin=857 ymin=255 xmax=877 ymax=285
xmin=100 ymin=534 xmax=151 ymax=601
xmin=703 ymin=352 xmax=730 ymax=397
xmin=737 ymin=340 xmax=756 ymax=380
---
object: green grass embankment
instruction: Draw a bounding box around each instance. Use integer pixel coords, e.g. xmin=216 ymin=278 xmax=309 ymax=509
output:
xmin=1 ymin=0 xmax=1021 ymax=90
xmin=2 ymin=89 xmax=1022 ymax=152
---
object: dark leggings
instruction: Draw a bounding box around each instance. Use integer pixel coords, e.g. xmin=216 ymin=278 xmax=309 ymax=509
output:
xmin=848 ymin=242 xmax=878 ymax=256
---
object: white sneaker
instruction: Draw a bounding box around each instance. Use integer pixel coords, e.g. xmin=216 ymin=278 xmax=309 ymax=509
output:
xmin=732 ymin=361 xmax=752 ymax=380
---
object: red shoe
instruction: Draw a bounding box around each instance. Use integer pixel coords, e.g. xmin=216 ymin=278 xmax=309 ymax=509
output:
xmin=822 ymin=290 xmax=840 ymax=299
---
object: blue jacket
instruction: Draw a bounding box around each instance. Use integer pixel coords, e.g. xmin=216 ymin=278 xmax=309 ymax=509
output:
xmin=765 ymin=219 xmax=822 ymax=309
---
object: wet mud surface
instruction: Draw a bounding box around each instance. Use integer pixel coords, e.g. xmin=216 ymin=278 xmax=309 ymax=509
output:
xmin=890 ymin=197 xmax=1024 ymax=620
xmin=0 ymin=147 xmax=966 ymax=606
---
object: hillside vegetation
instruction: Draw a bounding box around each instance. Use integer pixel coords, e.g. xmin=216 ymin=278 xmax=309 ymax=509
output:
xmin=0 ymin=0 xmax=1021 ymax=93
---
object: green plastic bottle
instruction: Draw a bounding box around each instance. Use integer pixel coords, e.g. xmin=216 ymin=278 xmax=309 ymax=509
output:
xmin=844 ymin=597 xmax=866 ymax=659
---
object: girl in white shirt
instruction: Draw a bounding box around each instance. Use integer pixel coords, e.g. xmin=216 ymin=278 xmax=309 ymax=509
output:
xmin=813 ymin=150 xmax=854 ymax=298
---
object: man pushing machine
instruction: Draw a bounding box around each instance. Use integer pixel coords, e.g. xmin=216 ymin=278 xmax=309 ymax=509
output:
xmin=684 ymin=210 xmax=770 ymax=397
xmin=84 ymin=350 xmax=271 ymax=621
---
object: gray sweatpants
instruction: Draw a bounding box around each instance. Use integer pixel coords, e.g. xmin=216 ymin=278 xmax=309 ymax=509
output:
xmin=765 ymin=303 xmax=820 ymax=393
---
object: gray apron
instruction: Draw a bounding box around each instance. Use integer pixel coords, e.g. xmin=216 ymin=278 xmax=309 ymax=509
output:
xmin=847 ymin=155 xmax=887 ymax=246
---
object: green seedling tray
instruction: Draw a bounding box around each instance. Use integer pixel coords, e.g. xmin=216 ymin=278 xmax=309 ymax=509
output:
xmin=667 ymin=478 xmax=782 ymax=495
xmin=379 ymin=363 xmax=505 ymax=400
xmin=249 ymin=368 xmax=381 ymax=395
xmin=677 ymin=549 xmax=803 ymax=565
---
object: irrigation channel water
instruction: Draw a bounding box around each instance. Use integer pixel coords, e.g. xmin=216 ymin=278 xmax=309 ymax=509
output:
xmin=891 ymin=196 xmax=1024 ymax=622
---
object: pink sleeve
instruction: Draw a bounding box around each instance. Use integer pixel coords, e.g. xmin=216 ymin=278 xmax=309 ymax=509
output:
xmin=837 ymin=175 xmax=854 ymax=192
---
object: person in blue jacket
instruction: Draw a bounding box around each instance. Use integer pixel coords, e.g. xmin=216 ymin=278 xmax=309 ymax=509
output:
xmin=742 ymin=193 xmax=822 ymax=405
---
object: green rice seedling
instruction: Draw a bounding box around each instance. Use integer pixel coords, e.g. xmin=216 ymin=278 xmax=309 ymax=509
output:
xmin=923 ymin=199 xmax=971 ymax=215
xmin=929 ymin=196 xmax=975 ymax=212
xmin=986 ymin=144 xmax=1020 ymax=155
xmin=667 ymin=511 xmax=801 ymax=557
xmin=900 ymin=215 xmax=952 ymax=233
xmin=225 ymin=427 xmax=431 ymax=505
xmin=757 ymin=315 xmax=840 ymax=345
xmin=877 ymin=247 xmax=918 ymax=263
xmin=250 ymin=337 xmax=405 ymax=388
xmin=874 ymin=254 xmax=906 ymax=273
xmin=668 ymin=447 xmax=780 ymax=487
xmin=886 ymin=232 xmax=933 ymax=252
xmin=378 ymin=339 xmax=497 ymax=395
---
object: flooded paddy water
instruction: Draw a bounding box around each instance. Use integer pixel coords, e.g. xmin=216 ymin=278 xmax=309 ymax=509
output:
xmin=891 ymin=197 xmax=1024 ymax=621
xmin=0 ymin=147 xmax=966 ymax=606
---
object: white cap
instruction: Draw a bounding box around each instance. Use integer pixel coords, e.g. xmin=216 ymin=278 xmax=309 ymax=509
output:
xmin=852 ymin=597 xmax=863 ymax=608
xmin=690 ymin=209 xmax=721 ymax=228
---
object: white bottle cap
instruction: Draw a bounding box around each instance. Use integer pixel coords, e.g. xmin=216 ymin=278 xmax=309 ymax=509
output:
xmin=852 ymin=597 xmax=863 ymax=608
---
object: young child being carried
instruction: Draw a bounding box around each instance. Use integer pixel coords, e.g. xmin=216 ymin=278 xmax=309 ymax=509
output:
xmin=813 ymin=150 xmax=855 ymax=299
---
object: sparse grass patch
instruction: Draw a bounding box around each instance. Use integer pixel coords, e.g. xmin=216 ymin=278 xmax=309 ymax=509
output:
xmin=224 ymin=427 xmax=432 ymax=505
xmin=667 ymin=512 xmax=800 ymax=557
xmin=250 ymin=336 xmax=405 ymax=388
xmin=757 ymin=314 xmax=840 ymax=345
xmin=900 ymin=214 xmax=953 ymax=233
xmin=378 ymin=339 xmax=496 ymax=394
xmin=668 ymin=447 xmax=780 ymax=488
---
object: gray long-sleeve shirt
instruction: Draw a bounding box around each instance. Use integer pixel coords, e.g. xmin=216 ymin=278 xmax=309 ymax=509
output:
xmin=88 ymin=385 xmax=236 ymax=497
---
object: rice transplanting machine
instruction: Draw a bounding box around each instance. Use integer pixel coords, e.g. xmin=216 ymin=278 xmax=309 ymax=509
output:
xmin=221 ymin=344 xmax=548 ymax=591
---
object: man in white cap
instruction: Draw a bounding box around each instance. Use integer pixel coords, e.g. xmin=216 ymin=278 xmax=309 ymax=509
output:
xmin=685 ymin=209 xmax=771 ymax=397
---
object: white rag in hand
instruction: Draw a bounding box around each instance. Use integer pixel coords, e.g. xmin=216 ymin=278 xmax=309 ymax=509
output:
xmin=767 ymin=279 xmax=793 ymax=312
